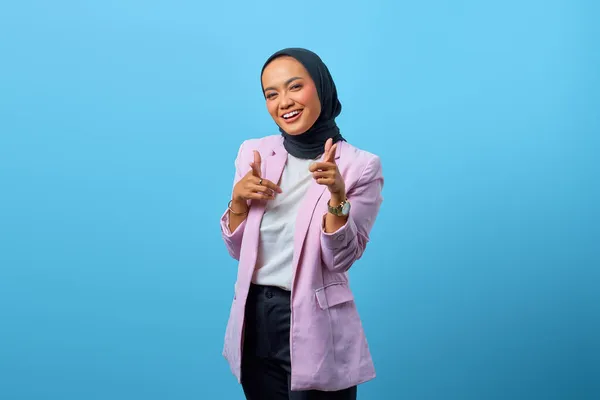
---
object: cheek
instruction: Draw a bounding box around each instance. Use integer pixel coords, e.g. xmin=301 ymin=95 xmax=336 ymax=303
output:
xmin=300 ymin=86 xmax=321 ymax=114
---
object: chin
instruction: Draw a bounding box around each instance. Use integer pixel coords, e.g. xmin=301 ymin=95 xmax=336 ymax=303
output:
xmin=277 ymin=117 xmax=313 ymax=136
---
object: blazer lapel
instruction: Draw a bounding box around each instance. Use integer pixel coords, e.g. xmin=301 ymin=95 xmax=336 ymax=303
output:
xmin=244 ymin=138 xmax=287 ymax=236
xmin=248 ymin=138 xmax=288 ymax=215
xmin=292 ymin=141 xmax=344 ymax=271
xmin=293 ymin=180 xmax=326 ymax=268
xmin=240 ymin=138 xmax=287 ymax=280
xmin=264 ymin=140 xmax=288 ymax=189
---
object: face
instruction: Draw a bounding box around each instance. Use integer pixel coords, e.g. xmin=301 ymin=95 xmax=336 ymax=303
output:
xmin=261 ymin=56 xmax=321 ymax=135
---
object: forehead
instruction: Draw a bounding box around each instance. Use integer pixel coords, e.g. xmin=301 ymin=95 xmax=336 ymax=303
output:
xmin=262 ymin=56 xmax=311 ymax=86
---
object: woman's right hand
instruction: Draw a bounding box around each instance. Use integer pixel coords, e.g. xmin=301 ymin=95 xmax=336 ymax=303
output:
xmin=232 ymin=150 xmax=282 ymax=203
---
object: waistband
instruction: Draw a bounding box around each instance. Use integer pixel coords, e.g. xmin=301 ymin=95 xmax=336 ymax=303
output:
xmin=248 ymin=283 xmax=291 ymax=299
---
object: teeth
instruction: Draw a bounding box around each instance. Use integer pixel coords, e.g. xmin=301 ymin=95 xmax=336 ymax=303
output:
xmin=284 ymin=110 xmax=300 ymax=119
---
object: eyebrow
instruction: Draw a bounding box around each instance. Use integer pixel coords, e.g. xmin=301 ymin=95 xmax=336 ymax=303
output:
xmin=263 ymin=76 xmax=303 ymax=93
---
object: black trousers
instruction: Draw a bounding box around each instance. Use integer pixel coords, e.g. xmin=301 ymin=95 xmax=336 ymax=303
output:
xmin=241 ymin=283 xmax=357 ymax=400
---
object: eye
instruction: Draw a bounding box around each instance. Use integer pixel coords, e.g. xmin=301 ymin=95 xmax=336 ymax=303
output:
xmin=266 ymin=92 xmax=277 ymax=100
xmin=290 ymin=84 xmax=302 ymax=91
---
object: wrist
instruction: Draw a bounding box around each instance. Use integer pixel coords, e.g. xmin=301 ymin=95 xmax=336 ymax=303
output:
xmin=232 ymin=191 xmax=245 ymax=203
xmin=229 ymin=198 xmax=248 ymax=213
xmin=330 ymin=192 xmax=346 ymax=206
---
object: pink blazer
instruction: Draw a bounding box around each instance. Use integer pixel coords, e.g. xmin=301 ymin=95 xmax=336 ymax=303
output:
xmin=220 ymin=135 xmax=384 ymax=391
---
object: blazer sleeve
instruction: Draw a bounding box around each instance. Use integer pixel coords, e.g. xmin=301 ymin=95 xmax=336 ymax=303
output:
xmin=320 ymin=155 xmax=384 ymax=273
xmin=220 ymin=140 xmax=249 ymax=260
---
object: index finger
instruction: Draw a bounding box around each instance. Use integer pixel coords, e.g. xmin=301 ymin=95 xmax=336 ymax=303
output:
xmin=324 ymin=143 xmax=337 ymax=163
xmin=323 ymin=138 xmax=333 ymax=159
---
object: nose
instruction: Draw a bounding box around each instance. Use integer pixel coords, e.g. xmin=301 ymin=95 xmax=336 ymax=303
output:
xmin=279 ymin=93 xmax=294 ymax=110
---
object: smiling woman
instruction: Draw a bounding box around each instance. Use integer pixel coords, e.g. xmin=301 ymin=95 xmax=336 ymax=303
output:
xmin=262 ymin=60 xmax=323 ymax=134
xmin=219 ymin=48 xmax=384 ymax=400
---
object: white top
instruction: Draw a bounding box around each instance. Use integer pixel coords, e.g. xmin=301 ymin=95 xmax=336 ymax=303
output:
xmin=252 ymin=153 xmax=317 ymax=290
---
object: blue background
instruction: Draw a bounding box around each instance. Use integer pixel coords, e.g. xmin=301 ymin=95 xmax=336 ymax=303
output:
xmin=1 ymin=1 xmax=598 ymax=399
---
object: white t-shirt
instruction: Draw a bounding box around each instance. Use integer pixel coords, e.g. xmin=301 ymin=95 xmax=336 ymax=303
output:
xmin=252 ymin=153 xmax=318 ymax=290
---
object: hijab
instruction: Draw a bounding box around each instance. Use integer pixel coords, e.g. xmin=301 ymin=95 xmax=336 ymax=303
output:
xmin=260 ymin=48 xmax=345 ymax=159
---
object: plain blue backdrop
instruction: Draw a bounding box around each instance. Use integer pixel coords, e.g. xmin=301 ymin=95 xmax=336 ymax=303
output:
xmin=1 ymin=1 xmax=598 ymax=399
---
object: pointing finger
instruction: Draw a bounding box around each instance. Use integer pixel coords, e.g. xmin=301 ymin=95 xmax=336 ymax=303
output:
xmin=325 ymin=143 xmax=337 ymax=163
xmin=323 ymin=138 xmax=333 ymax=161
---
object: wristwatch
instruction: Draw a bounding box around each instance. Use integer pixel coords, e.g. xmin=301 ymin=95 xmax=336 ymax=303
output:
xmin=327 ymin=198 xmax=351 ymax=216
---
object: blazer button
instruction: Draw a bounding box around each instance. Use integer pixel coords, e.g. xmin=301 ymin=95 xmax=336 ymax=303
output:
xmin=337 ymin=234 xmax=345 ymax=241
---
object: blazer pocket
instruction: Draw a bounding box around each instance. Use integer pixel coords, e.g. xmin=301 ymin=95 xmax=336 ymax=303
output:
xmin=315 ymin=282 xmax=354 ymax=310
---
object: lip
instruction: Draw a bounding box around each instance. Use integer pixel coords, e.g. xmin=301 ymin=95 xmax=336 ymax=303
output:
xmin=280 ymin=109 xmax=303 ymax=123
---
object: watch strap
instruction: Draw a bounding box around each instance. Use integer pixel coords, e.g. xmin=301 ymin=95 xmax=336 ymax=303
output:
xmin=327 ymin=199 xmax=347 ymax=216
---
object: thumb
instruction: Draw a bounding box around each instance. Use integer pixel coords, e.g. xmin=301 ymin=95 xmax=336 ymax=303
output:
xmin=251 ymin=150 xmax=262 ymax=176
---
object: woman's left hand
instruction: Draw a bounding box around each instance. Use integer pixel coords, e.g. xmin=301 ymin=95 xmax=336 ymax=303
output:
xmin=309 ymin=138 xmax=346 ymax=201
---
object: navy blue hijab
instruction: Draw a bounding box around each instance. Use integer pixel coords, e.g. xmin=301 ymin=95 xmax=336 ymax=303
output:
xmin=261 ymin=48 xmax=345 ymax=159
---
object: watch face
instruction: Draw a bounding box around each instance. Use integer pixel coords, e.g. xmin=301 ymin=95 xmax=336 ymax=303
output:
xmin=341 ymin=201 xmax=351 ymax=215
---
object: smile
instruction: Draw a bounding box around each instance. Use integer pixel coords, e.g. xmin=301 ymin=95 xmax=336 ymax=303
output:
xmin=281 ymin=109 xmax=303 ymax=122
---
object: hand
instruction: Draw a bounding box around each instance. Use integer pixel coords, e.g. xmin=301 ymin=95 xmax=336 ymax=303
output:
xmin=232 ymin=150 xmax=282 ymax=203
xmin=309 ymin=138 xmax=346 ymax=202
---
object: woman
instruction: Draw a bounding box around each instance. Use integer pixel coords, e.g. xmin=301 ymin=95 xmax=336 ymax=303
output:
xmin=220 ymin=48 xmax=384 ymax=399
